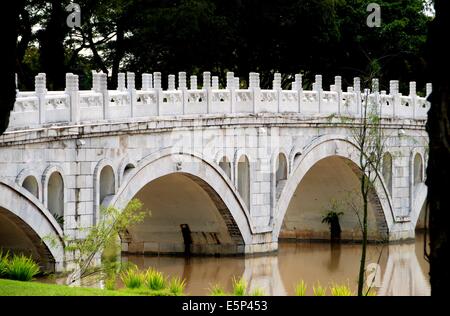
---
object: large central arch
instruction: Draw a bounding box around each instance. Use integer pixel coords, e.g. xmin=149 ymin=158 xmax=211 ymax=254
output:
xmin=0 ymin=182 xmax=64 ymax=272
xmin=273 ymin=136 xmax=393 ymax=242
xmin=109 ymin=149 xmax=253 ymax=255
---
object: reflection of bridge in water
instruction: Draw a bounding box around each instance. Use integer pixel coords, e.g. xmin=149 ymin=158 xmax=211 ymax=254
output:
xmin=121 ymin=233 xmax=430 ymax=296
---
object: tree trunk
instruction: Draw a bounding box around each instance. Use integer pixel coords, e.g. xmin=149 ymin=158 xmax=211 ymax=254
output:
xmin=0 ymin=1 xmax=24 ymax=135
xmin=38 ymin=0 xmax=68 ymax=90
xmin=425 ymin=0 xmax=450 ymax=296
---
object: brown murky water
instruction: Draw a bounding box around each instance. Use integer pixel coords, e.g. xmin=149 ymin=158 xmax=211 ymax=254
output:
xmin=119 ymin=232 xmax=430 ymax=296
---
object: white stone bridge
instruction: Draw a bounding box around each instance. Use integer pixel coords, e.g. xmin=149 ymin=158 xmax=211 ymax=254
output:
xmin=0 ymin=71 xmax=430 ymax=272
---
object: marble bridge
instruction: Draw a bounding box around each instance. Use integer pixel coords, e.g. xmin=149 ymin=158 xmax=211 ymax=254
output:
xmin=0 ymin=70 xmax=430 ymax=272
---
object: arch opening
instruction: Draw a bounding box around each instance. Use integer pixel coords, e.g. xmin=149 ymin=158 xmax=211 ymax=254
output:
xmin=237 ymin=155 xmax=250 ymax=210
xmin=0 ymin=208 xmax=54 ymax=271
xmin=219 ymin=156 xmax=232 ymax=180
xmin=100 ymin=166 xmax=115 ymax=204
xmin=47 ymin=172 xmax=64 ymax=228
xmin=280 ymin=156 xmax=387 ymax=242
xmin=121 ymin=173 xmax=245 ymax=256
xmin=382 ymin=153 xmax=393 ymax=196
xmin=276 ymin=153 xmax=288 ymax=199
xmin=22 ymin=176 xmax=39 ymax=199
xmin=414 ymin=153 xmax=423 ymax=185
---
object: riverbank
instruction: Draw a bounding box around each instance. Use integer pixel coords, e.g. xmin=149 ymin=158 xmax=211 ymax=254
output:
xmin=0 ymin=279 xmax=174 ymax=296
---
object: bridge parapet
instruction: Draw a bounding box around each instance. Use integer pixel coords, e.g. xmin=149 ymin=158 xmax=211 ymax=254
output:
xmin=9 ymin=71 xmax=431 ymax=131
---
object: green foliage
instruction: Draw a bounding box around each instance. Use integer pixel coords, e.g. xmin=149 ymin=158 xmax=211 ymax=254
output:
xmin=45 ymin=198 xmax=149 ymax=285
xmin=232 ymin=277 xmax=247 ymax=296
xmin=145 ymin=268 xmax=167 ymax=291
xmin=51 ymin=212 xmax=64 ymax=227
xmin=313 ymin=282 xmax=327 ymax=296
xmin=4 ymin=254 xmax=40 ymax=281
xmin=120 ymin=267 xmax=144 ymax=289
xmin=295 ymin=280 xmax=307 ymax=296
xmin=168 ymin=277 xmax=186 ymax=295
xmin=209 ymin=284 xmax=227 ymax=296
xmin=0 ymin=250 xmax=10 ymax=278
xmin=250 ymin=287 xmax=266 ymax=296
xmin=105 ymin=276 xmax=117 ymax=291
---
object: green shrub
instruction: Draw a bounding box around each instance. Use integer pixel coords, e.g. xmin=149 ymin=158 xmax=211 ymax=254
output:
xmin=5 ymin=254 xmax=40 ymax=281
xmin=168 ymin=277 xmax=186 ymax=295
xmin=232 ymin=277 xmax=247 ymax=296
xmin=120 ymin=267 xmax=144 ymax=289
xmin=209 ymin=284 xmax=226 ymax=296
xmin=145 ymin=269 xmax=166 ymax=291
xmin=295 ymin=280 xmax=307 ymax=296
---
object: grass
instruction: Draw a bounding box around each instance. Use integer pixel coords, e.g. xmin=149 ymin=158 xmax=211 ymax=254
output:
xmin=120 ymin=267 xmax=144 ymax=289
xmin=330 ymin=284 xmax=354 ymax=296
xmin=232 ymin=277 xmax=247 ymax=296
xmin=312 ymin=282 xmax=327 ymax=296
xmin=249 ymin=287 xmax=266 ymax=296
xmin=168 ymin=277 xmax=186 ymax=295
xmin=0 ymin=250 xmax=9 ymax=278
xmin=145 ymin=268 xmax=166 ymax=291
xmin=209 ymin=284 xmax=227 ymax=296
xmin=295 ymin=280 xmax=307 ymax=296
xmin=0 ymin=278 xmax=136 ymax=296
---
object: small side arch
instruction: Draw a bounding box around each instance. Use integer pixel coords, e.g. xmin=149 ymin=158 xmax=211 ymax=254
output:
xmin=118 ymin=156 xmax=137 ymax=187
xmin=234 ymin=150 xmax=253 ymax=212
xmin=93 ymin=159 xmax=118 ymax=226
xmin=16 ymin=168 xmax=42 ymax=201
xmin=289 ymin=146 xmax=303 ymax=176
xmin=0 ymin=181 xmax=64 ymax=272
xmin=42 ymin=165 xmax=67 ymax=228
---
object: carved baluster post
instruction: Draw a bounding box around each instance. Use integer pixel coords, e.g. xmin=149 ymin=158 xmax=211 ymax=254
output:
xmin=65 ymin=73 xmax=80 ymax=124
xmin=118 ymin=73 xmax=126 ymax=91
xmin=203 ymin=71 xmax=211 ymax=113
xmin=178 ymin=72 xmax=187 ymax=114
xmin=314 ymin=75 xmax=323 ymax=113
xmin=409 ymin=81 xmax=417 ymax=119
xmin=190 ymin=75 xmax=197 ymax=90
xmin=353 ymin=77 xmax=361 ymax=116
xmin=335 ymin=76 xmax=342 ymax=115
xmin=250 ymin=72 xmax=261 ymax=113
xmin=127 ymin=72 xmax=136 ymax=118
xmin=390 ymin=80 xmax=399 ymax=118
xmin=371 ymin=78 xmax=380 ymax=117
xmin=35 ymin=73 xmax=47 ymax=124
xmin=226 ymin=72 xmax=235 ymax=113
xmin=273 ymin=72 xmax=281 ymax=113
xmin=295 ymin=74 xmax=303 ymax=113
xmin=142 ymin=73 xmax=153 ymax=90
xmin=98 ymin=72 xmax=109 ymax=119
xmin=153 ymin=72 xmax=162 ymax=116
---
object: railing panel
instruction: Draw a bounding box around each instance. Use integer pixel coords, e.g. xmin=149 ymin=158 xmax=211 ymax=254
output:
xmin=135 ymin=90 xmax=158 ymax=117
xmin=185 ymin=90 xmax=207 ymax=115
xmin=279 ymin=91 xmax=299 ymax=113
xmin=79 ymin=91 xmax=103 ymax=121
xmin=45 ymin=93 xmax=70 ymax=124
xmin=160 ymin=91 xmax=183 ymax=116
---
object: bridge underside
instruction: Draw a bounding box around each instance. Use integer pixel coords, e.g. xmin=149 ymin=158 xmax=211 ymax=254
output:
xmin=121 ymin=173 xmax=245 ymax=256
xmin=0 ymin=207 xmax=55 ymax=272
xmin=280 ymin=156 xmax=388 ymax=242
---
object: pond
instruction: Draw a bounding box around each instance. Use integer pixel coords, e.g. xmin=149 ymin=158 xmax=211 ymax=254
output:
xmin=117 ymin=232 xmax=430 ymax=296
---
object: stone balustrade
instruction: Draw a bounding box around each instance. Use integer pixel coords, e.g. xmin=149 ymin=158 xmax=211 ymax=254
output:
xmin=9 ymin=71 xmax=431 ymax=131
